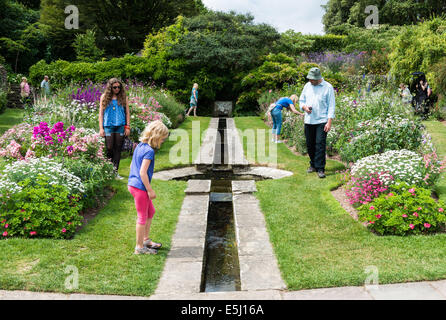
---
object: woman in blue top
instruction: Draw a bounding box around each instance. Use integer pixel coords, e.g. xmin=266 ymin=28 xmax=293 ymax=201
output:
xmin=269 ymin=95 xmax=302 ymax=143
xmin=186 ymin=83 xmax=199 ymax=117
xmin=99 ymin=78 xmax=131 ymax=179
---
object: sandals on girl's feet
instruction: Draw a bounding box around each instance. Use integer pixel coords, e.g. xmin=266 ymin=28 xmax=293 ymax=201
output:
xmin=143 ymin=238 xmax=162 ymax=249
xmin=134 ymin=246 xmax=158 ymax=255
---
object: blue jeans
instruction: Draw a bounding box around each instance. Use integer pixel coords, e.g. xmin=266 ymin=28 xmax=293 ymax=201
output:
xmin=271 ymin=107 xmax=282 ymax=135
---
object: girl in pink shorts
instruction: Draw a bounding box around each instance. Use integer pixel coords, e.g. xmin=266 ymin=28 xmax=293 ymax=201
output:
xmin=127 ymin=120 xmax=169 ymax=255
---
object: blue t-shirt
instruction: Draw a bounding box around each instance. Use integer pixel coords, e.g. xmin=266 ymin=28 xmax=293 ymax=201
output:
xmin=104 ymin=99 xmax=126 ymax=127
xmin=128 ymin=143 xmax=155 ymax=191
xmin=274 ymin=97 xmax=294 ymax=110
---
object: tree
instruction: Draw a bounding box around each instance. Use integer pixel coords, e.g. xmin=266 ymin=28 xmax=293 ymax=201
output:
xmin=322 ymin=0 xmax=446 ymax=33
xmin=73 ymin=29 xmax=104 ymax=63
xmin=73 ymin=0 xmax=203 ymax=56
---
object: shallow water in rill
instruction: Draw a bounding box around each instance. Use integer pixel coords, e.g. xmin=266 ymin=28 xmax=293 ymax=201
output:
xmin=200 ymin=178 xmax=241 ymax=292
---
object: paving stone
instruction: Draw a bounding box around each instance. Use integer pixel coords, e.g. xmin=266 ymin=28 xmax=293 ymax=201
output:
xmin=155 ymin=261 xmax=204 ymax=294
xmin=366 ymin=282 xmax=445 ymax=300
xmin=166 ymin=246 xmax=205 ymax=263
xmin=68 ymin=294 xmax=148 ymax=300
xmin=149 ymin=290 xmax=283 ymax=300
xmin=429 ymin=280 xmax=446 ymax=298
xmin=153 ymin=167 xmax=203 ymax=181
xmin=0 ymin=290 xmax=69 ymax=300
xmin=234 ymin=213 xmax=266 ymax=228
xmin=232 ymin=180 xmax=257 ymax=194
xmin=234 ymin=166 xmax=293 ymax=180
xmin=179 ymin=195 xmax=209 ymax=216
xmin=238 ymin=255 xmax=286 ymax=291
xmin=185 ymin=180 xmax=211 ymax=194
xmin=283 ymin=286 xmax=373 ymax=300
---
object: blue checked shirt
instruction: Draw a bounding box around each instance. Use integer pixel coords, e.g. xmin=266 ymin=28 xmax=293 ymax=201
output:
xmin=299 ymin=79 xmax=336 ymax=124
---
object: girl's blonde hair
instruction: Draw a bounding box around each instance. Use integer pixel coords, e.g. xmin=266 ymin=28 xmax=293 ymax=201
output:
xmin=290 ymin=94 xmax=298 ymax=105
xmin=21 ymin=77 xmax=27 ymax=81
xmin=140 ymin=120 xmax=169 ymax=149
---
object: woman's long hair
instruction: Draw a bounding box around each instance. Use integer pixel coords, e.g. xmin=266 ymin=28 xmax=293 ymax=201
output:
xmin=101 ymin=78 xmax=127 ymax=109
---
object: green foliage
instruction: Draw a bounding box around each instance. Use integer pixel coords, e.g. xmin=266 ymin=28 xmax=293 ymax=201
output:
xmin=28 ymin=55 xmax=156 ymax=90
xmin=389 ymin=17 xmax=446 ymax=93
xmin=322 ymin=0 xmax=444 ymax=32
xmin=272 ymin=30 xmax=315 ymax=56
xmin=0 ymin=89 xmax=7 ymax=114
xmin=237 ymin=54 xmax=305 ymax=113
xmin=358 ymin=182 xmax=446 ymax=236
xmin=305 ymin=34 xmax=346 ymax=53
xmin=342 ymin=24 xmax=402 ymax=53
xmin=73 ymin=29 xmax=104 ymax=63
xmin=62 ymin=157 xmax=114 ymax=209
xmin=0 ymin=176 xmax=83 ymax=239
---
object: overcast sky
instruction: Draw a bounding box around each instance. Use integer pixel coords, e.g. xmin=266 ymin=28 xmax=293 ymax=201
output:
xmin=202 ymin=0 xmax=328 ymax=35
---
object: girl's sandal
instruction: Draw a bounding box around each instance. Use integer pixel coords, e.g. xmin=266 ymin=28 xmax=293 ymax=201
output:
xmin=144 ymin=238 xmax=162 ymax=249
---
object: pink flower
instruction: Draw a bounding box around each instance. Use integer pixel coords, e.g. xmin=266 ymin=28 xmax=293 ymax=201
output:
xmin=417 ymin=207 xmax=422 ymax=211
xmin=30 ymin=231 xmax=37 ymax=236
xmin=375 ymin=215 xmax=382 ymax=219
xmin=439 ymin=208 xmax=444 ymax=213
xmin=408 ymin=188 xmax=415 ymax=193
xmin=369 ymin=221 xmax=375 ymax=224
xmin=413 ymin=212 xmax=419 ymax=217
xmin=402 ymin=214 xmax=408 ymax=218
xmin=424 ymin=223 xmax=431 ymax=228
xmin=409 ymin=224 xmax=415 ymax=230
xmin=4 ymin=224 xmax=8 ymax=228
xmin=369 ymin=206 xmax=375 ymax=210
xmin=2 ymin=231 xmax=7 ymax=237
xmin=67 ymin=222 xmax=72 ymax=225
xmin=62 ymin=228 xmax=67 ymax=233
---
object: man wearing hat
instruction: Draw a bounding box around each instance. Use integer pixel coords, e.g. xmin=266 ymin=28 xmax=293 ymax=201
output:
xmin=299 ymin=67 xmax=336 ymax=179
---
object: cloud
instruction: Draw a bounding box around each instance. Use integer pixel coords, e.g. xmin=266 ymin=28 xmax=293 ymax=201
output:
xmin=202 ymin=0 xmax=328 ymax=34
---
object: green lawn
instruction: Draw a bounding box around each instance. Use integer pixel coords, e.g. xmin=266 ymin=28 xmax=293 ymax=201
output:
xmin=0 ymin=108 xmax=25 ymax=135
xmin=0 ymin=116 xmax=211 ymax=296
xmin=423 ymin=120 xmax=446 ymax=201
xmin=235 ymin=116 xmax=446 ymax=291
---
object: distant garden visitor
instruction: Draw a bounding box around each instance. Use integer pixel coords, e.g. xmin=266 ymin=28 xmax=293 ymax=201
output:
xmin=20 ymin=77 xmax=30 ymax=106
xmin=128 ymin=120 xmax=169 ymax=255
xmin=40 ymin=75 xmax=50 ymax=101
xmin=399 ymin=83 xmax=412 ymax=104
xmin=299 ymin=67 xmax=336 ymax=179
xmin=269 ymin=95 xmax=302 ymax=143
xmin=99 ymin=78 xmax=131 ymax=179
xmin=186 ymin=83 xmax=199 ymax=117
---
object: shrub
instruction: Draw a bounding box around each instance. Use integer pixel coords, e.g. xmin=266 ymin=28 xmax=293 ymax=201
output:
xmin=389 ymin=17 xmax=446 ymax=94
xmin=357 ymin=182 xmax=446 ymax=236
xmin=0 ymin=175 xmax=83 ymax=239
xmin=0 ymin=88 xmax=7 ymax=114
xmin=340 ymin=115 xmax=424 ymax=163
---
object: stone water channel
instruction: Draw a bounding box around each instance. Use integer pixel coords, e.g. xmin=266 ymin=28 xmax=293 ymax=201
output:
xmin=152 ymin=118 xmax=291 ymax=297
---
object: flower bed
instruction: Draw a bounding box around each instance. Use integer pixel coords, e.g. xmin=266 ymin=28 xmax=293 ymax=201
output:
xmin=0 ymin=120 xmax=115 ymax=239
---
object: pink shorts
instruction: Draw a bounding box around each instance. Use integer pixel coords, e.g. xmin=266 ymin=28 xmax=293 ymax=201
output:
xmin=128 ymin=186 xmax=156 ymax=225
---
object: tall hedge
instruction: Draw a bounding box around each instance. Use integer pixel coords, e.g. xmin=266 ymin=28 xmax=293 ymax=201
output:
xmin=28 ymin=55 xmax=155 ymax=90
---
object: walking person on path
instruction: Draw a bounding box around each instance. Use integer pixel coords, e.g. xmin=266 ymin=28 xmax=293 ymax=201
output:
xmin=40 ymin=75 xmax=50 ymax=101
xmin=128 ymin=120 xmax=169 ymax=255
xmin=269 ymin=95 xmax=302 ymax=143
xmin=186 ymin=83 xmax=199 ymax=117
xmin=99 ymin=78 xmax=131 ymax=179
xmin=299 ymin=67 xmax=336 ymax=179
